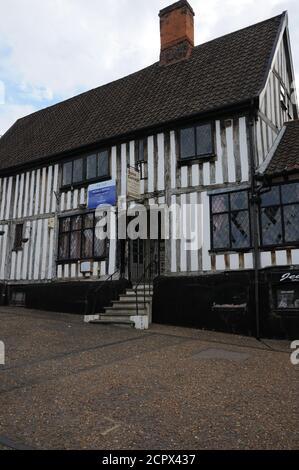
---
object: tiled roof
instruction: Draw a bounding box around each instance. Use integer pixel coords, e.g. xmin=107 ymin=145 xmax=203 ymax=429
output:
xmin=266 ymin=120 xmax=299 ymax=176
xmin=0 ymin=13 xmax=285 ymax=172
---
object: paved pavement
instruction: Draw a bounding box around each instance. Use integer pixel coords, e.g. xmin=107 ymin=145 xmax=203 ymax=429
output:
xmin=0 ymin=306 xmax=298 ymax=450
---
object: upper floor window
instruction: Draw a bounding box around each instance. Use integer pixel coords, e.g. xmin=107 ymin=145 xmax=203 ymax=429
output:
xmin=260 ymin=182 xmax=299 ymax=247
xmin=136 ymin=138 xmax=148 ymax=180
xmin=62 ymin=150 xmax=110 ymax=188
xmin=211 ymin=190 xmax=251 ymax=251
xmin=180 ymin=123 xmax=214 ymax=161
xmin=136 ymin=139 xmax=147 ymax=162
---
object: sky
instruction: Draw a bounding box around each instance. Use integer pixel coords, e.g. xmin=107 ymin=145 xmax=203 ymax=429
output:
xmin=0 ymin=0 xmax=298 ymax=136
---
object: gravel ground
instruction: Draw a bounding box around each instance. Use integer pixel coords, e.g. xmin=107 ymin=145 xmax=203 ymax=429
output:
xmin=0 ymin=306 xmax=298 ymax=450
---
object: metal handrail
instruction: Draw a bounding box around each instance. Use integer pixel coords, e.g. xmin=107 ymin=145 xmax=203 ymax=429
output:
xmin=134 ymin=259 xmax=157 ymax=316
xmin=85 ymin=269 xmax=120 ymax=316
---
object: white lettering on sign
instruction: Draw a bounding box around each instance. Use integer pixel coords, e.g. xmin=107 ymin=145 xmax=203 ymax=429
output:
xmin=280 ymin=273 xmax=299 ymax=283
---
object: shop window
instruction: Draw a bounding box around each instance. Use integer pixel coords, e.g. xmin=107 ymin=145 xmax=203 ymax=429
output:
xmin=275 ymin=286 xmax=299 ymax=310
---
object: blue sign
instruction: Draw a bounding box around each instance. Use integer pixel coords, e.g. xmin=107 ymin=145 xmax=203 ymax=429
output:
xmin=88 ymin=179 xmax=117 ymax=209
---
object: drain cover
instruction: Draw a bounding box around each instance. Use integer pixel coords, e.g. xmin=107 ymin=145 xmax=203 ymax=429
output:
xmin=193 ymin=348 xmax=250 ymax=362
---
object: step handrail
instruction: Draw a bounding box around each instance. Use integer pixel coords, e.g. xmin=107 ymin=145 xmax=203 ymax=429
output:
xmin=134 ymin=259 xmax=157 ymax=316
xmin=85 ymin=269 xmax=121 ymax=316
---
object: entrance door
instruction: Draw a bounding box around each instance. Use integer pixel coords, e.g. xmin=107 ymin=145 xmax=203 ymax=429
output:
xmin=129 ymin=239 xmax=145 ymax=284
xmin=128 ymin=239 xmax=163 ymax=284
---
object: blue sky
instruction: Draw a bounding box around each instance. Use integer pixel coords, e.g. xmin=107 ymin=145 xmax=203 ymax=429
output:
xmin=0 ymin=0 xmax=298 ymax=136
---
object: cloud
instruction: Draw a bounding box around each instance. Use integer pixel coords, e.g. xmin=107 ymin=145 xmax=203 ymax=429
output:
xmin=0 ymin=0 xmax=298 ymax=135
xmin=0 ymin=103 xmax=37 ymax=137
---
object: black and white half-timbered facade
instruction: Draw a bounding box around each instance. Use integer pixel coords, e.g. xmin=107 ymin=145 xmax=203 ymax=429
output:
xmin=0 ymin=1 xmax=299 ymax=338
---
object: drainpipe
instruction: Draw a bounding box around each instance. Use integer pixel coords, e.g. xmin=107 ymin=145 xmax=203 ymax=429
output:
xmin=248 ymin=102 xmax=261 ymax=340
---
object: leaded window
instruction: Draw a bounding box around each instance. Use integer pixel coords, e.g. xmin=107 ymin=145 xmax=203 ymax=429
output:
xmin=260 ymin=182 xmax=299 ymax=247
xmin=58 ymin=213 xmax=107 ymax=262
xmin=180 ymin=123 xmax=214 ymax=160
xmin=211 ymin=190 xmax=251 ymax=251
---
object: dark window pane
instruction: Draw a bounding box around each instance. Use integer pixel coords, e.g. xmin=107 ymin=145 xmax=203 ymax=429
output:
xmin=260 ymin=187 xmax=280 ymax=207
xmin=59 ymin=233 xmax=69 ymax=260
xmin=180 ymin=127 xmax=195 ymax=159
xmin=196 ymin=124 xmax=213 ymax=156
xmin=63 ymin=162 xmax=72 ymax=186
xmin=213 ymin=214 xmax=230 ymax=249
xmin=212 ymin=194 xmax=229 ymax=213
xmin=73 ymin=159 xmax=83 ymax=183
xmin=137 ymin=140 xmax=145 ymax=162
xmin=261 ymin=206 xmax=283 ymax=245
xmin=283 ymin=204 xmax=299 ymax=242
xmin=14 ymin=224 xmax=24 ymax=249
xmin=281 ymin=183 xmax=299 ymax=204
xmin=94 ymin=238 xmax=106 ymax=258
xmin=84 ymin=213 xmax=94 ymax=229
xmin=60 ymin=217 xmax=71 ymax=232
xmin=82 ymin=229 xmax=93 ymax=258
xmin=87 ymin=154 xmax=97 ymax=180
xmin=70 ymin=232 xmax=81 ymax=259
xmin=231 ymin=211 xmax=250 ymax=248
xmin=230 ymin=191 xmax=248 ymax=211
xmin=98 ymin=150 xmax=109 ymax=178
xmin=72 ymin=216 xmax=82 ymax=231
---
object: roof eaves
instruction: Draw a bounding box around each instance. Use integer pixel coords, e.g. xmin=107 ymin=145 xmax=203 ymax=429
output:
xmin=257 ymin=11 xmax=287 ymax=99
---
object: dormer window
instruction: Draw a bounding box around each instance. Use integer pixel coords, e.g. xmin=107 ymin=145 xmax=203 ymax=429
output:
xmin=180 ymin=122 xmax=214 ymax=162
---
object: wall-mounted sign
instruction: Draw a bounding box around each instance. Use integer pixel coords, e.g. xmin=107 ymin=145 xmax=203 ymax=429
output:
xmin=280 ymin=272 xmax=299 ymax=283
xmin=88 ymin=179 xmax=117 ymax=209
xmin=127 ymin=167 xmax=140 ymax=199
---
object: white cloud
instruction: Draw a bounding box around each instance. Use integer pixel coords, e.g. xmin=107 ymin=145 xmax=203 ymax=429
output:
xmin=0 ymin=0 xmax=298 ymax=135
xmin=0 ymin=104 xmax=37 ymax=137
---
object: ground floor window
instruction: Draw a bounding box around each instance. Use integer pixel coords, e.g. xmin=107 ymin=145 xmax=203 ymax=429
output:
xmin=260 ymin=182 xmax=299 ymax=247
xmin=58 ymin=213 xmax=106 ymax=262
xmin=210 ymin=190 xmax=251 ymax=251
xmin=275 ymin=285 xmax=299 ymax=310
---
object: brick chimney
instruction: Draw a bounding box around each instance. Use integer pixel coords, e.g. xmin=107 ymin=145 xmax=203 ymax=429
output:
xmin=159 ymin=0 xmax=195 ymax=66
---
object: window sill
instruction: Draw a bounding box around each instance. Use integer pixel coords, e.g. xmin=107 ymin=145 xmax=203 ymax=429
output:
xmin=61 ymin=176 xmax=111 ymax=191
xmin=178 ymin=154 xmax=216 ymax=166
xmin=260 ymin=244 xmax=299 ymax=251
xmin=209 ymin=248 xmax=253 ymax=255
xmin=57 ymin=257 xmax=107 ymax=265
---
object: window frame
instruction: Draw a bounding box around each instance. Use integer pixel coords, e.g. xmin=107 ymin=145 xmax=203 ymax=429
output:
xmin=61 ymin=149 xmax=111 ymax=189
xmin=57 ymin=212 xmax=108 ymax=263
xmin=210 ymin=189 xmax=252 ymax=253
xmin=259 ymin=181 xmax=299 ymax=249
xmin=179 ymin=121 xmax=215 ymax=164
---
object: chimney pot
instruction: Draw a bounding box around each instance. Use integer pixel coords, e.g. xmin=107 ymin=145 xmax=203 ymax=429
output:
xmin=159 ymin=0 xmax=195 ymax=66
